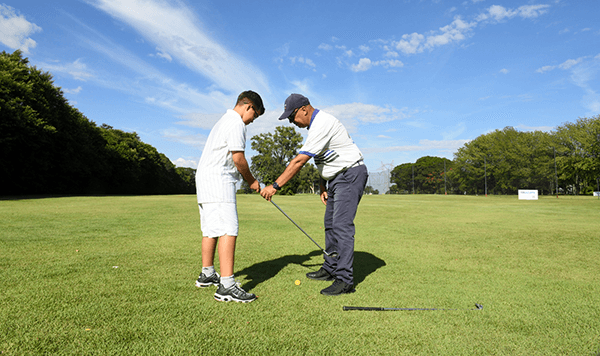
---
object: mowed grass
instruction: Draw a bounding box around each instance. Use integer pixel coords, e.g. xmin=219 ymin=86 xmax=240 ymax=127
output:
xmin=1 ymin=194 xmax=599 ymax=355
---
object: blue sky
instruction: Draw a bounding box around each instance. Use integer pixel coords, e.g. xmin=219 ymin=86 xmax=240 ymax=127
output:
xmin=2 ymin=0 xmax=599 ymax=181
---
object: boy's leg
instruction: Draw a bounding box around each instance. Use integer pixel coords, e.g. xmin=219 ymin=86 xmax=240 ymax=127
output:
xmin=202 ymin=236 xmax=217 ymax=268
xmin=217 ymin=234 xmax=236 ymax=278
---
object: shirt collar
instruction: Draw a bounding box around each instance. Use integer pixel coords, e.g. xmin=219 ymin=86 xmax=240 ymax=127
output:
xmin=308 ymin=109 xmax=319 ymax=129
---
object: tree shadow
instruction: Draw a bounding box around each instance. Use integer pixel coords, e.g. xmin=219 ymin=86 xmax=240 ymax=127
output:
xmin=235 ymin=250 xmax=386 ymax=292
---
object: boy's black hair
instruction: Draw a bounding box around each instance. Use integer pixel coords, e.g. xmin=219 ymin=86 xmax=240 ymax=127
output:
xmin=237 ymin=90 xmax=265 ymax=116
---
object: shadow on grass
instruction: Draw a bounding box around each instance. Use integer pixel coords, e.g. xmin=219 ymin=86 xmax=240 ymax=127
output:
xmin=236 ymin=250 xmax=385 ymax=292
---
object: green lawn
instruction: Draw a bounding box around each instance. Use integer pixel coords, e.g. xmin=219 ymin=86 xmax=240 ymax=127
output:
xmin=1 ymin=194 xmax=599 ymax=355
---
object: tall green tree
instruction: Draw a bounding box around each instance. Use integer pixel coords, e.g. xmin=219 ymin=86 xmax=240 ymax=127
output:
xmin=1 ymin=50 xmax=193 ymax=195
xmin=1 ymin=50 xmax=107 ymax=194
xmin=391 ymin=156 xmax=454 ymax=194
xmin=453 ymin=127 xmax=555 ymax=194
xmin=250 ymin=126 xmax=306 ymax=195
xmin=554 ymin=115 xmax=600 ymax=194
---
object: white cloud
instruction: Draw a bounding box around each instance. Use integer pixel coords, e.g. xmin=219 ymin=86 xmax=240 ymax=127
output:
xmin=515 ymin=124 xmax=554 ymax=132
xmin=323 ymin=102 xmax=410 ymax=124
xmin=176 ymin=113 xmax=224 ymax=129
xmin=559 ymin=58 xmax=584 ymax=70
xmin=442 ymin=122 xmax=466 ymax=140
xmin=517 ymin=5 xmax=551 ymax=19
xmin=394 ymin=32 xmax=425 ymax=54
xmin=358 ymin=45 xmax=370 ymax=53
xmin=87 ymin=0 xmax=269 ymax=95
xmin=351 ymin=58 xmax=404 ymax=72
xmin=0 ymin=4 xmax=42 ymax=54
xmin=499 ymin=68 xmax=509 ymax=74
xmin=291 ymin=56 xmax=316 ymax=69
xmin=392 ymin=17 xmax=476 ymax=55
xmin=161 ymin=128 xmax=207 ymax=148
xmin=151 ymin=48 xmax=172 ymax=62
xmin=318 ymin=43 xmax=332 ymax=51
xmin=38 ymin=58 xmax=94 ymax=81
xmin=536 ymin=56 xmax=587 ymax=73
xmin=363 ymin=139 xmax=470 ymax=154
xmin=536 ymin=55 xmax=600 ymax=115
xmin=380 ymin=59 xmax=404 ymax=68
xmin=477 ymin=4 xmax=550 ymax=23
xmin=173 ymin=157 xmax=199 ymax=168
xmin=351 ymin=58 xmax=373 ymax=72
xmin=536 ymin=65 xmax=555 ymax=73
xmin=63 ymin=86 xmax=83 ymax=94
xmin=426 ymin=17 xmax=475 ymax=48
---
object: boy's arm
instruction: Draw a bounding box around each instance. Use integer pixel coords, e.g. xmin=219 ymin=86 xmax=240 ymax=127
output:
xmin=232 ymin=151 xmax=259 ymax=192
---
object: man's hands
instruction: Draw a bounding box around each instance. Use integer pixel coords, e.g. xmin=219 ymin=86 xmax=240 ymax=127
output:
xmin=320 ymin=190 xmax=328 ymax=205
xmin=260 ymin=185 xmax=277 ymax=201
xmin=259 ymin=154 xmax=311 ymax=202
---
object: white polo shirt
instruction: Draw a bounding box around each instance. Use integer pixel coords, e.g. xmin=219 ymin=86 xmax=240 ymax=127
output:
xmin=196 ymin=109 xmax=246 ymax=203
xmin=299 ymin=109 xmax=363 ymax=180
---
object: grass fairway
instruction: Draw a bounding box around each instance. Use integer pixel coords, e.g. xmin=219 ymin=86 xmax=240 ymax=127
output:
xmin=1 ymin=194 xmax=599 ymax=355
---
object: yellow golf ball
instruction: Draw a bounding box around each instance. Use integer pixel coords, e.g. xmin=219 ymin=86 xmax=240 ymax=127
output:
xmin=295 ymin=280 xmax=301 ymax=285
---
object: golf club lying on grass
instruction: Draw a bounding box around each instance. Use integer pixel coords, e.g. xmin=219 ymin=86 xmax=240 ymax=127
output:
xmin=270 ymin=200 xmax=338 ymax=258
xmin=343 ymin=303 xmax=483 ymax=311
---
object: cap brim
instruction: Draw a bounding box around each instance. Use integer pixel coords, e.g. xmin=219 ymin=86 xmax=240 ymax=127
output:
xmin=278 ymin=108 xmax=294 ymax=120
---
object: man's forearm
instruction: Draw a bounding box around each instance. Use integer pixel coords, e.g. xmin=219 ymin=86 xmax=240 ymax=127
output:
xmin=274 ymin=154 xmax=311 ymax=187
xmin=319 ymin=177 xmax=327 ymax=193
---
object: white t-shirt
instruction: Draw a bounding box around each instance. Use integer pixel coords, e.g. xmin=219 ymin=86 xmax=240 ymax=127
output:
xmin=299 ymin=109 xmax=363 ymax=180
xmin=196 ymin=109 xmax=246 ymax=203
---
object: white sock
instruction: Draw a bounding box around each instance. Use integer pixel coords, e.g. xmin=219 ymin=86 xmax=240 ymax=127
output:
xmin=202 ymin=266 xmax=215 ymax=276
xmin=221 ymin=275 xmax=235 ymax=289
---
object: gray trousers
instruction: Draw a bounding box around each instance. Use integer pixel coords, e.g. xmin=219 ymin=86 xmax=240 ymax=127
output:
xmin=322 ymin=164 xmax=368 ymax=285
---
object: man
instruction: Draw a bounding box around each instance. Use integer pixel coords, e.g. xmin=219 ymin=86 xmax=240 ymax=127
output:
xmin=260 ymin=94 xmax=368 ymax=296
xmin=195 ymin=90 xmax=264 ymax=303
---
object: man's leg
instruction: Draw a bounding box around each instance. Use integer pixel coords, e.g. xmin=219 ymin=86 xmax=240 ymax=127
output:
xmin=321 ymin=165 xmax=368 ymax=294
xmin=322 ymin=190 xmax=337 ymax=275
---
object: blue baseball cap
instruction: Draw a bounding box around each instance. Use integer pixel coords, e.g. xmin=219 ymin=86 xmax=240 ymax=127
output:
xmin=278 ymin=94 xmax=310 ymax=120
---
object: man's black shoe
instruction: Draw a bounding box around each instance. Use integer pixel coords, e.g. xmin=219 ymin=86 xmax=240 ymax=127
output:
xmin=320 ymin=279 xmax=355 ymax=296
xmin=306 ymin=267 xmax=334 ymax=281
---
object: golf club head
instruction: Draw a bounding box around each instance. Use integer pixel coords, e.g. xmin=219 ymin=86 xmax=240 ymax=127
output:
xmin=325 ymin=250 xmax=339 ymax=258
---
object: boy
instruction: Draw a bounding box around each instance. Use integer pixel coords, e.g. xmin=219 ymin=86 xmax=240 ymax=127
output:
xmin=195 ymin=90 xmax=264 ymax=303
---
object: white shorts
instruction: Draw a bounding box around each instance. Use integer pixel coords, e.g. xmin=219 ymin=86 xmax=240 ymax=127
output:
xmin=199 ymin=202 xmax=238 ymax=238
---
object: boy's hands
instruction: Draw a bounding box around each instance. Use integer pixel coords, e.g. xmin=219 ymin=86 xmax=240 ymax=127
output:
xmin=249 ymin=180 xmax=260 ymax=193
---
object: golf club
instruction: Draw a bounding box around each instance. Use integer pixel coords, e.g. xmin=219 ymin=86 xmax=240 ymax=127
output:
xmin=270 ymin=199 xmax=338 ymax=258
xmin=342 ymin=303 xmax=483 ymax=311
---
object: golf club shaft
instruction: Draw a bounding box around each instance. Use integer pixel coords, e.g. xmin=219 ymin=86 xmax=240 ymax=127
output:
xmin=270 ymin=200 xmax=330 ymax=255
xmin=343 ymin=304 xmax=483 ymax=311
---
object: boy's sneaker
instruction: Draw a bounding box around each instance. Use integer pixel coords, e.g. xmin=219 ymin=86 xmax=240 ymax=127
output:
xmin=195 ymin=272 xmax=220 ymax=288
xmin=214 ymin=284 xmax=257 ymax=303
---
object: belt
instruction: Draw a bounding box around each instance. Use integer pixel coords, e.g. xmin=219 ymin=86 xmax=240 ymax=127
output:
xmin=348 ymin=160 xmax=364 ymax=169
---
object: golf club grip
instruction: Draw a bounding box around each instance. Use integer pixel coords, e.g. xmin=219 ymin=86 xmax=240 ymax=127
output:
xmin=343 ymin=306 xmax=385 ymax=311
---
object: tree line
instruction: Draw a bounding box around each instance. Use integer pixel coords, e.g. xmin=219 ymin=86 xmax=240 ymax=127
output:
xmin=1 ymin=50 xmax=195 ymax=196
xmin=391 ymin=119 xmax=600 ymax=195
xmin=3 ymin=50 xmax=598 ymax=197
